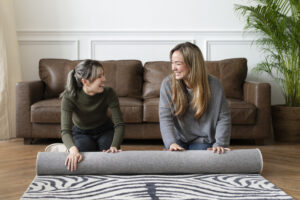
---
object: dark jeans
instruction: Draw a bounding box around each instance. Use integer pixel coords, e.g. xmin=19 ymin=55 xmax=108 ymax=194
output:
xmin=72 ymin=121 xmax=114 ymax=152
xmin=176 ymin=139 xmax=213 ymax=150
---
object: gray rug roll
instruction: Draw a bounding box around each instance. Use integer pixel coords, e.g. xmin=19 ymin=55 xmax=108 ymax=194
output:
xmin=36 ymin=149 xmax=263 ymax=175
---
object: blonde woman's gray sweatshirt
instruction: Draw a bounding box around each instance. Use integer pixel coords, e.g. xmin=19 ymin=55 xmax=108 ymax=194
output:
xmin=159 ymin=75 xmax=231 ymax=149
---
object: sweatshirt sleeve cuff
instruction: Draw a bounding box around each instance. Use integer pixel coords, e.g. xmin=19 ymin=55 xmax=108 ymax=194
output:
xmin=213 ymin=143 xmax=229 ymax=148
xmin=62 ymin=134 xmax=76 ymax=150
xmin=165 ymin=138 xmax=177 ymax=149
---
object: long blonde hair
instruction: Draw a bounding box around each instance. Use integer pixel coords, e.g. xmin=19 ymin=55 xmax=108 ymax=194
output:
xmin=170 ymin=42 xmax=211 ymax=120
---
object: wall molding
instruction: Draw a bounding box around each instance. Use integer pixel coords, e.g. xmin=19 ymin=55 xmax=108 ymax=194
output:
xmin=205 ymin=40 xmax=256 ymax=60
xmin=17 ymin=30 xmax=257 ymax=60
xmin=17 ymin=29 xmax=255 ymax=36
xmin=90 ymin=39 xmax=195 ymax=59
xmin=18 ymin=40 xmax=80 ymax=59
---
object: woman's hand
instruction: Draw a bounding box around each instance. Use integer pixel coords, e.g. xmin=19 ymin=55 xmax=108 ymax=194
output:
xmin=103 ymin=146 xmax=122 ymax=153
xmin=207 ymin=146 xmax=231 ymax=154
xmin=168 ymin=143 xmax=185 ymax=151
xmin=65 ymin=146 xmax=83 ymax=171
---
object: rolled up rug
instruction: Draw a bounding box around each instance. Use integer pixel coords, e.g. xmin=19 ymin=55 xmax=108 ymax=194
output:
xmin=36 ymin=149 xmax=263 ymax=175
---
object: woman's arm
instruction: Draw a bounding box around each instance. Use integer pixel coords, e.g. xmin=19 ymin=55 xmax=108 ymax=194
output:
xmin=213 ymin=84 xmax=231 ymax=148
xmin=61 ymin=97 xmax=82 ymax=171
xmin=61 ymin=97 xmax=76 ymax=150
xmin=159 ymin=78 xmax=178 ymax=149
xmin=108 ymin=89 xmax=125 ymax=150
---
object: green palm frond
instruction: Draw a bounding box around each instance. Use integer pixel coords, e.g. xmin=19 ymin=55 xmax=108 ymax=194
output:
xmin=235 ymin=0 xmax=300 ymax=106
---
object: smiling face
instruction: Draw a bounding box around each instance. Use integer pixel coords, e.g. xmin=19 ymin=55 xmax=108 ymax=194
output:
xmin=171 ymin=50 xmax=190 ymax=81
xmin=82 ymin=67 xmax=106 ymax=95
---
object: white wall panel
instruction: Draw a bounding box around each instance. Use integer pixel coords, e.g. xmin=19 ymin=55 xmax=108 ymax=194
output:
xmin=18 ymin=40 xmax=79 ymax=81
xmin=91 ymin=40 xmax=193 ymax=62
xmin=206 ymin=40 xmax=263 ymax=76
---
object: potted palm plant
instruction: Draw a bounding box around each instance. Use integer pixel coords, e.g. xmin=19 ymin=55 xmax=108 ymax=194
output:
xmin=235 ymin=0 xmax=300 ymax=142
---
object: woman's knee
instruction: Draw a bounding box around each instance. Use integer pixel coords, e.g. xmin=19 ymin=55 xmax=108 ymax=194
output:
xmin=73 ymin=134 xmax=98 ymax=152
xmin=96 ymin=128 xmax=114 ymax=151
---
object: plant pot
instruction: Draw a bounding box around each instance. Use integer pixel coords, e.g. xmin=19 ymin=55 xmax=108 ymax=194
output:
xmin=271 ymin=105 xmax=300 ymax=142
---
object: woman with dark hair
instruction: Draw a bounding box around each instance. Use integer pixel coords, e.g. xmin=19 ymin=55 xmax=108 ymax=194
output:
xmin=60 ymin=59 xmax=124 ymax=171
xmin=159 ymin=42 xmax=231 ymax=153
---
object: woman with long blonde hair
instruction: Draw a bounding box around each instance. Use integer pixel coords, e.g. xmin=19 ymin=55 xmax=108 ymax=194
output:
xmin=159 ymin=42 xmax=231 ymax=153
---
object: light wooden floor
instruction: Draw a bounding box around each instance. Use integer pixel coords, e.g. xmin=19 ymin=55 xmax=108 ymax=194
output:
xmin=0 ymin=138 xmax=299 ymax=200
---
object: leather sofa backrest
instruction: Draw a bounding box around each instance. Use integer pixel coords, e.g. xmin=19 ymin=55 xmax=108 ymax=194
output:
xmin=39 ymin=59 xmax=143 ymax=99
xmin=143 ymin=61 xmax=172 ymax=99
xmin=142 ymin=58 xmax=248 ymax=99
xmin=206 ymin=58 xmax=247 ymax=99
xmin=39 ymin=59 xmax=76 ymax=99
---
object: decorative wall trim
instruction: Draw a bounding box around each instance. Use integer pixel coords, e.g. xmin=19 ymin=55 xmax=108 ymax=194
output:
xmin=18 ymin=40 xmax=80 ymax=59
xmin=205 ymin=40 xmax=256 ymax=60
xmin=90 ymin=39 xmax=195 ymax=59
xmin=17 ymin=30 xmax=257 ymax=60
xmin=17 ymin=29 xmax=255 ymax=36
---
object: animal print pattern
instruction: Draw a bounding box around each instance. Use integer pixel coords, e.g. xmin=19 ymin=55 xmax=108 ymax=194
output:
xmin=22 ymin=174 xmax=293 ymax=200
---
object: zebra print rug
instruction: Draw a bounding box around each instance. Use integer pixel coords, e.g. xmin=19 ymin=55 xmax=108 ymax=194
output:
xmin=22 ymin=174 xmax=292 ymax=200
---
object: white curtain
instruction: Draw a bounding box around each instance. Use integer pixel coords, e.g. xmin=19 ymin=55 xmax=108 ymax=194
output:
xmin=0 ymin=0 xmax=22 ymax=140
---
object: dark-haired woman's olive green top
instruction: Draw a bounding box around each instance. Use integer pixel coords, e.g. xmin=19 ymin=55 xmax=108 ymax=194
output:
xmin=61 ymin=87 xmax=125 ymax=150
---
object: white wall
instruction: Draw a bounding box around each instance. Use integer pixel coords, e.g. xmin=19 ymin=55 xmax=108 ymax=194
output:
xmin=13 ymin=0 xmax=285 ymax=105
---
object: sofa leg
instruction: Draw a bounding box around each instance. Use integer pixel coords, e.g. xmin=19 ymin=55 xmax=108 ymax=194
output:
xmin=24 ymin=138 xmax=33 ymax=145
xmin=255 ymin=139 xmax=264 ymax=146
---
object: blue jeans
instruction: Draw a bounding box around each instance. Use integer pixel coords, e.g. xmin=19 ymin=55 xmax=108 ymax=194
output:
xmin=72 ymin=121 xmax=114 ymax=152
xmin=176 ymin=139 xmax=213 ymax=150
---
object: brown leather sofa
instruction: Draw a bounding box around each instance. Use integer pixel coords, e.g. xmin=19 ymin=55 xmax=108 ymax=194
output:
xmin=16 ymin=58 xmax=271 ymax=145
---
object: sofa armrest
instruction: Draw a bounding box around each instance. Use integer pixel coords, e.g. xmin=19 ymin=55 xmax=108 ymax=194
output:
xmin=243 ymin=81 xmax=271 ymax=138
xmin=16 ymin=81 xmax=45 ymax=138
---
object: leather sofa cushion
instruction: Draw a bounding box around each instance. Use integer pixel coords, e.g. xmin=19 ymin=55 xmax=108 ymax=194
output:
xmin=142 ymin=98 xmax=256 ymax=125
xmin=31 ymin=97 xmax=143 ymax=124
xmin=206 ymin=58 xmax=247 ymax=99
xmin=31 ymin=99 xmax=61 ymax=123
xmin=143 ymin=61 xmax=172 ymax=99
xmin=143 ymin=98 xmax=159 ymax=122
xmin=39 ymin=59 xmax=75 ymax=99
xmin=39 ymin=59 xmax=143 ymax=99
xmin=107 ymin=97 xmax=143 ymax=123
xmin=143 ymin=58 xmax=247 ymax=100
xmin=31 ymin=97 xmax=255 ymax=125
xmin=101 ymin=60 xmax=143 ymax=98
